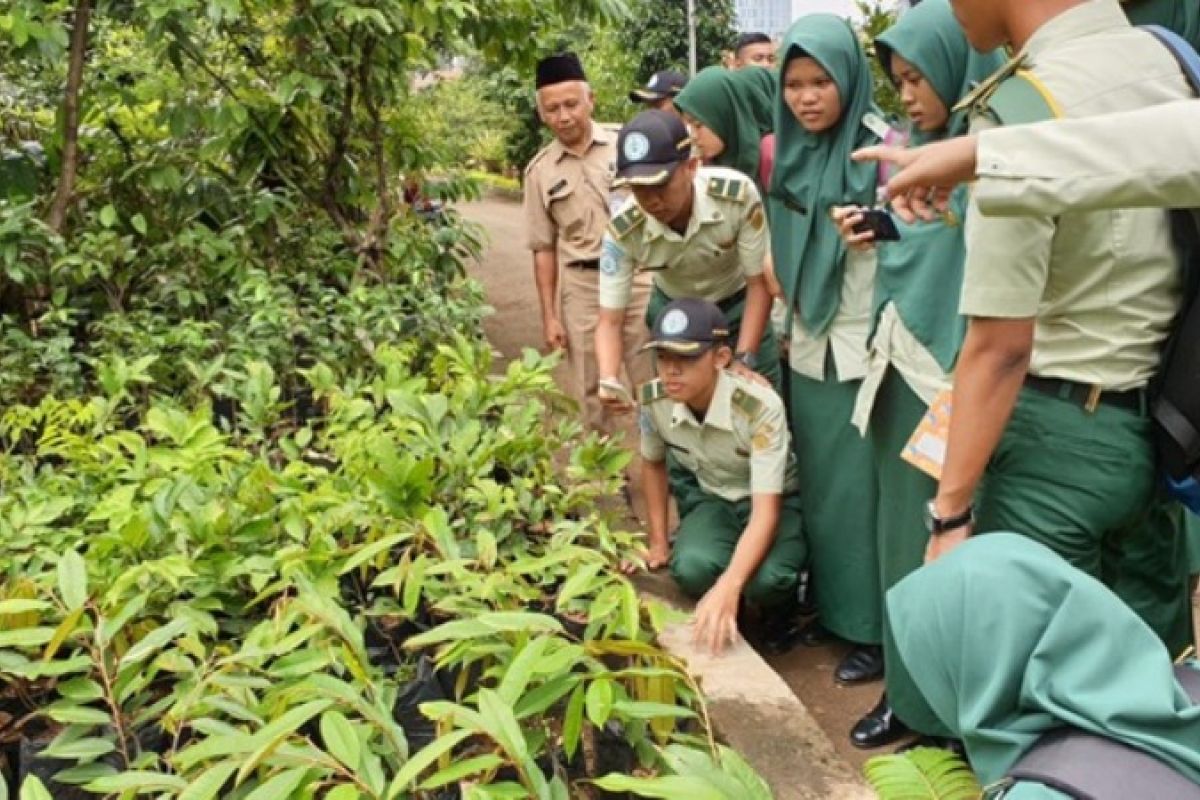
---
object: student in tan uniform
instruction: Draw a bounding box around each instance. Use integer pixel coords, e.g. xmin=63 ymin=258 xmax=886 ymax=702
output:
xmin=523 ymin=53 xmax=654 ymax=434
xmin=906 ymin=0 xmax=1194 ymax=702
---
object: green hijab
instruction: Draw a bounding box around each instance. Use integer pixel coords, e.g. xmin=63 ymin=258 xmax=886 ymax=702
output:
xmin=886 ymin=533 xmax=1200 ymax=786
xmin=1124 ymin=0 xmax=1200 ymax=51
xmin=870 ymin=0 xmax=1006 ymax=371
xmin=769 ymin=15 xmax=880 ymax=338
xmin=674 ymin=66 xmax=775 ymax=187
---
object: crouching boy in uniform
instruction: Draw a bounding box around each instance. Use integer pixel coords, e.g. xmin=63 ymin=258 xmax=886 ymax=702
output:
xmin=639 ymin=298 xmax=807 ymax=655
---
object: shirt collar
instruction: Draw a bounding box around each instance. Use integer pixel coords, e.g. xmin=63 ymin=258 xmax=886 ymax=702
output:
xmin=642 ymin=172 xmax=727 ymax=242
xmin=1021 ymin=0 xmax=1126 ymax=62
xmin=551 ymin=122 xmax=611 ymax=163
xmin=669 ymin=370 xmax=735 ymax=431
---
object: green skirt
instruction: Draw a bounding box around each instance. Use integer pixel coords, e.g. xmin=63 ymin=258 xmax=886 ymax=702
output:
xmin=788 ymin=356 xmax=881 ymax=645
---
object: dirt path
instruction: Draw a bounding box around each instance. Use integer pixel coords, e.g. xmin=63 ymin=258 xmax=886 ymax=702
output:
xmin=459 ymin=195 xmax=879 ymax=771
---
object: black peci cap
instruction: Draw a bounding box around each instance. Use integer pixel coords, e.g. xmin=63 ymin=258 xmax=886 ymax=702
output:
xmin=642 ymin=298 xmax=732 ymax=355
xmin=613 ymin=110 xmax=693 ymax=188
xmin=536 ymin=53 xmax=587 ymax=89
xmin=629 ymin=70 xmax=689 ymax=103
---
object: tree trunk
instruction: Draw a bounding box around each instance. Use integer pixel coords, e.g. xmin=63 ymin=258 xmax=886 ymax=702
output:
xmin=46 ymin=0 xmax=92 ymax=234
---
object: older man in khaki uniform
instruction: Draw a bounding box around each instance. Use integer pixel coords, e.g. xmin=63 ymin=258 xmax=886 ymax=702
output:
xmin=914 ymin=0 xmax=1194 ymax=689
xmin=524 ymin=53 xmax=653 ymax=433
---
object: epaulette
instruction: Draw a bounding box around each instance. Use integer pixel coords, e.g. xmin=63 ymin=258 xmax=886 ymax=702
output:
xmin=954 ymin=51 xmax=1027 ymax=116
xmin=984 ymin=69 xmax=1062 ymax=125
xmin=707 ymin=175 xmax=749 ymax=204
xmin=731 ymin=386 xmax=762 ymax=418
xmin=610 ymin=205 xmax=646 ymax=240
xmin=523 ymin=146 xmax=552 ymax=177
xmin=640 ymin=379 xmax=667 ymax=405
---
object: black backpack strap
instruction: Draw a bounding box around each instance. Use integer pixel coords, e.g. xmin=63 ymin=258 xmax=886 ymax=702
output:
xmin=1006 ymin=666 xmax=1200 ymax=799
xmin=1153 ymin=398 xmax=1200 ymax=468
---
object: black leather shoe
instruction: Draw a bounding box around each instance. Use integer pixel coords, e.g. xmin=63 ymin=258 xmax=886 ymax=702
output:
xmin=895 ymin=735 xmax=966 ymax=758
xmin=758 ymin=613 xmax=804 ymax=655
xmin=798 ymin=618 xmax=836 ymax=647
xmin=850 ymin=694 xmax=910 ymax=750
xmin=835 ymin=644 xmax=884 ymax=685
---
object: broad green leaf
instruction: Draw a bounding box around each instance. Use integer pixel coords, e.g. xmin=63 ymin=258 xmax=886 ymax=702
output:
xmin=119 ymin=618 xmax=190 ymax=667
xmin=99 ymin=204 xmax=118 ymax=228
xmin=611 ymin=701 xmax=696 ymax=721
xmin=585 ymin=679 xmax=615 ymax=728
xmin=405 ymin=612 xmax=562 ymax=650
xmin=476 ymin=689 xmax=528 ymax=762
xmin=44 ymin=606 xmax=85 ymax=661
xmin=562 ymin=685 xmax=585 ymax=760
xmin=319 ymin=710 xmax=360 ymax=770
xmin=178 ymin=762 xmax=237 ymax=800
xmin=0 ymin=599 xmax=50 ymax=615
xmin=384 ymin=729 xmax=472 ymax=797
xmin=84 ymin=771 xmax=188 ymax=794
xmin=0 ymin=627 xmax=55 ymax=648
xmin=47 ymin=704 xmax=110 ymax=726
xmin=496 ymin=636 xmax=549 ymax=706
xmin=130 ymin=213 xmax=147 ymax=235
xmin=418 ymin=754 xmax=505 ymax=790
xmin=236 ymin=699 xmax=332 ymax=784
xmin=19 ymin=776 xmax=51 ymax=800
xmin=592 ymin=774 xmax=726 ymax=800
xmin=326 ymin=786 xmax=364 ymax=800
xmin=243 ymin=768 xmax=310 ymax=800
xmin=41 ymin=736 xmax=115 ymax=760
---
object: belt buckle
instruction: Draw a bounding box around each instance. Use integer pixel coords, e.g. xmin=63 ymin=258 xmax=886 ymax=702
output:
xmin=1084 ymin=384 xmax=1102 ymax=413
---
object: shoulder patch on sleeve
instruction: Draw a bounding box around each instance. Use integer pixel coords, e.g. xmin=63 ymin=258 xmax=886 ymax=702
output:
xmin=731 ymin=386 xmax=763 ymax=418
xmin=746 ymin=202 xmax=766 ymax=231
xmin=707 ymin=175 xmax=749 ymax=204
xmin=640 ymin=379 xmax=667 ymax=405
xmin=610 ymin=205 xmax=646 ymax=239
xmin=984 ymin=69 xmax=1062 ymax=126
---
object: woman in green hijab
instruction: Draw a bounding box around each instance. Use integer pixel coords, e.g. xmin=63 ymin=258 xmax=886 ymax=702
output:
xmin=887 ymin=532 xmax=1200 ymax=798
xmin=768 ymin=14 xmax=888 ymax=691
xmin=674 ymin=66 xmax=776 ymax=191
xmin=835 ymin=0 xmax=1007 ymax=749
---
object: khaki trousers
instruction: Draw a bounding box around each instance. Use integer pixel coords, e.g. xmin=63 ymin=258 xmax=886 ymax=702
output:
xmin=559 ymin=264 xmax=653 ymax=434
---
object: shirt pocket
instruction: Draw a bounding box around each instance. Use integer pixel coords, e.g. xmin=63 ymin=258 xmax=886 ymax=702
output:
xmin=544 ymin=179 xmax=593 ymax=243
xmin=668 ymin=443 xmax=699 ymax=473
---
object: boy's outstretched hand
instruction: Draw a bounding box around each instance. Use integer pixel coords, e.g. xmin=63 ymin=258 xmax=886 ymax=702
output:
xmin=853 ymin=135 xmax=979 ymax=223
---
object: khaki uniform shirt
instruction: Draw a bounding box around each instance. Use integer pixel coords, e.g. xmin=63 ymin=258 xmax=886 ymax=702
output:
xmin=599 ymin=167 xmax=767 ymax=310
xmin=787 ymin=247 xmax=876 ymax=382
xmin=639 ymin=370 xmax=798 ymax=502
xmin=974 ymin=100 xmax=1200 ymax=216
xmin=959 ymin=0 xmax=1193 ymax=391
xmin=524 ymin=126 xmax=618 ymax=263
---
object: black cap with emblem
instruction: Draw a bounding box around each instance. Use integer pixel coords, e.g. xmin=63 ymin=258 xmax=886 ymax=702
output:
xmin=613 ymin=109 xmax=693 ymax=188
xmin=535 ymin=53 xmax=587 ymax=89
xmin=642 ymin=298 xmax=731 ymax=355
xmin=629 ymin=70 xmax=688 ymax=103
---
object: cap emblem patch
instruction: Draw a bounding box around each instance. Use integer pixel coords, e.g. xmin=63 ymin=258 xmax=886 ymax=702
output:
xmin=624 ymin=132 xmax=651 ymax=162
xmin=661 ymin=308 xmax=689 ymax=335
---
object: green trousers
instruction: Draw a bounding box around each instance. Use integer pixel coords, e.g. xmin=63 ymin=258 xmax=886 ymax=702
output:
xmin=669 ymin=490 xmax=807 ymax=610
xmin=1187 ymin=514 xmax=1200 ymax=575
xmin=788 ymin=359 xmax=882 ymax=645
xmin=975 ymin=387 xmax=1193 ymax=657
xmin=873 ymin=368 xmax=955 ymax=737
xmin=646 ymin=284 xmax=782 ymax=391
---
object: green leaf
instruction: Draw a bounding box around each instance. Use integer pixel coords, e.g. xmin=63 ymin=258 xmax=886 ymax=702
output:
xmin=44 ymin=606 xmax=85 ymax=660
xmin=0 ymin=599 xmax=51 ymax=615
xmin=326 ymin=786 xmax=364 ymax=800
xmin=319 ymin=710 xmax=360 ymax=770
xmin=476 ymin=689 xmax=528 ymax=762
xmin=130 ymin=213 xmax=148 ymax=235
xmin=178 ymin=762 xmax=237 ymax=800
xmin=41 ymin=736 xmax=115 ymax=760
xmin=385 ymin=729 xmax=472 ymax=797
xmin=562 ymin=685 xmax=585 ymax=760
xmin=244 ymin=768 xmax=310 ymax=800
xmin=863 ymin=747 xmax=983 ymax=800
xmin=611 ymin=701 xmax=696 ymax=721
xmin=57 ymin=551 xmax=87 ymax=611
xmin=497 ymin=635 xmax=549 ymax=706
xmin=99 ymin=205 xmax=118 ymax=228
xmin=418 ymin=754 xmax=505 ymax=790
xmin=118 ymin=618 xmax=189 ymax=667
xmin=405 ymin=612 xmax=563 ymax=650
xmin=236 ymin=699 xmax=332 ymax=785
xmin=592 ymin=774 xmax=726 ymax=800
xmin=83 ymin=771 xmax=188 ymax=794
xmin=19 ymin=776 xmax=51 ymax=800
xmin=47 ymin=704 xmax=110 ymax=726
xmin=585 ymin=679 xmax=615 ymax=728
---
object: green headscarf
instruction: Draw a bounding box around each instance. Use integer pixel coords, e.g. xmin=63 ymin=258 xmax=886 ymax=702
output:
xmin=769 ymin=15 xmax=880 ymax=338
xmin=869 ymin=0 xmax=1006 ymax=371
xmin=674 ymin=66 xmax=775 ymax=187
xmin=886 ymin=533 xmax=1200 ymax=786
xmin=1124 ymin=0 xmax=1200 ymax=51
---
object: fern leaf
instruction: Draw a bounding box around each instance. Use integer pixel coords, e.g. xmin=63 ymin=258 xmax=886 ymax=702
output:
xmin=864 ymin=746 xmax=983 ymax=800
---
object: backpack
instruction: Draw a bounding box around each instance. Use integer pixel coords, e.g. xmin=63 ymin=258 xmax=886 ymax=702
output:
xmin=1000 ymin=664 xmax=1200 ymax=799
xmin=983 ymin=26 xmax=1200 ymax=513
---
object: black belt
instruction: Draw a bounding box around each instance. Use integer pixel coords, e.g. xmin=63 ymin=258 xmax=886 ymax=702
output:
xmin=568 ymin=259 xmax=599 ymax=270
xmin=715 ymin=285 xmax=747 ymax=314
xmin=1023 ymin=375 xmax=1147 ymax=415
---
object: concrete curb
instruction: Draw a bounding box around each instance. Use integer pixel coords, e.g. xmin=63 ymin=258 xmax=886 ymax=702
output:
xmin=637 ymin=575 xmax=873 ymax=800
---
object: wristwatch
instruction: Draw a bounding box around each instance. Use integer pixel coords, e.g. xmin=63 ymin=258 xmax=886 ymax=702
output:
xmin=924 ymin=500 xmax=974 ymax=536
xmin=734 ymin=350 xmax=757 ymax=370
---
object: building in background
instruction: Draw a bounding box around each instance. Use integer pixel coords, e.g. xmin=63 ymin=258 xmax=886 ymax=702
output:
xmin=736 ymin=0 xmax=792 ymax=36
